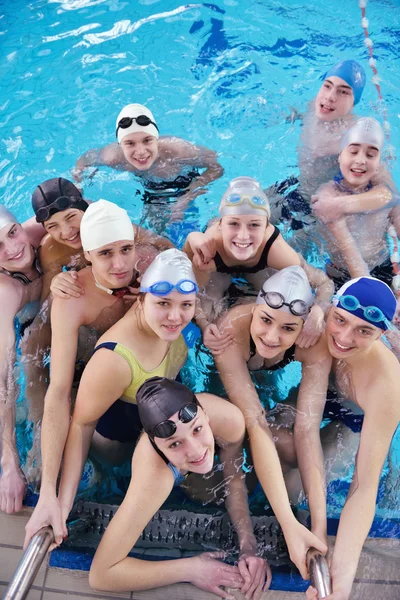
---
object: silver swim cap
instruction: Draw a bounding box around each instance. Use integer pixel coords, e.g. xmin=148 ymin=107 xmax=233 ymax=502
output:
xmin=219 ymin=177 xmax=270 ymax=219
xmin=256 ymin=266 xmax=314 ymax=320
xmin=0 ymin=205 xmax=18 ymax=231
xmin=116 ymin=103 xmax=159 ymax=143
xmin=340 ymin=117 xmax=384 ymax=152
xmin=80 ymin=200 xmax=134 ymax=252
xmin=140 ymin=249 xmax=198 ymax=295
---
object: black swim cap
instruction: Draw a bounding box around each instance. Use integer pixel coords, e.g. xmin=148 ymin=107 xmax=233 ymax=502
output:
xmin=32 ymin=177 xmax=88 ymax=223
xmin=137 ymin=377 xmax=198 ymax=437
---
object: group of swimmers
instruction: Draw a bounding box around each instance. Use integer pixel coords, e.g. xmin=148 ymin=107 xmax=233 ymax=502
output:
xmin=0 ymin=57 xmax=399 ymax=600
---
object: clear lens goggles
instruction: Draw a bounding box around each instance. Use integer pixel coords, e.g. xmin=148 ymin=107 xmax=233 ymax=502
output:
xmin=141 ymin=279 xmax=198 ymax=296
xmin=151 ymin=402 xmax=198 ymax=438
xmin=224 ymin=193 xmax=268 ymax=209
xmin=260 ymin=290 xmax=310 ymax=317
xmin=333 ymin=294 xmax=393 ymax=328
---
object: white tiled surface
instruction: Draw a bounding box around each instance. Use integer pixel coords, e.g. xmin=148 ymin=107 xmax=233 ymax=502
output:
xmin=0 ymin=508 xmax=399 ymax=600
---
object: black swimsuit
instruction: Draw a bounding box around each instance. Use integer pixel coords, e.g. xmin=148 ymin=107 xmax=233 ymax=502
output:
xmin=248 ymin=335 xmax=296 ymax=371
xmin=214 ymin=226 xmax=280 ymax=275
xmin=142 ymin=169 xmax=200 ymax=204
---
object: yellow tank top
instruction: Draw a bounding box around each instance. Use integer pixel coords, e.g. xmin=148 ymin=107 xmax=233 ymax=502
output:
xmin=94 ymin=335 xmax=188 ymax=404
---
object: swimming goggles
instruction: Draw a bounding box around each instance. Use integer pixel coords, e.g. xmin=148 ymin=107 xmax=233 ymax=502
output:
xmin=332 ymin=294 xmax=393 ymax=328
xmin=35 ymin=196 xmax=87 ymax=223
xmin=141 ymin=279 xmax=199 ymax=296
xmin=224 ymin=193 xmax=268 ymax=210
xmin=116 ymin=115 xmax=159 ymax=137
xmin=151 ymin=402 xmax=198 ymax=438
xmin=259 ymin=290 xmax=310 ymax=317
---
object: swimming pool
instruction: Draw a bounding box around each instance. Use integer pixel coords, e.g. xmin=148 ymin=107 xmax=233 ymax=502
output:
xmin=1 ymin=0 xmax=399 ymax=564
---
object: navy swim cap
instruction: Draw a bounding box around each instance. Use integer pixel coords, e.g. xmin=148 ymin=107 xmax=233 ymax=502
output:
xmin=332 ymin=276 xmax=396 ymax=330
xmin=32 ymin=178 xmax=88 ymax=223
xmin=323 ymin=60 xmax=366 ymax=105
xmin=137 ymin=377 xmax=198 ymax=436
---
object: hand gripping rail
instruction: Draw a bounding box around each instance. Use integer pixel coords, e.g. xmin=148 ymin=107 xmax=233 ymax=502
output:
xmin=307 ymin=547 xmax=332 ymax=598
xmin=3 ymin=526 xmax=54 ymax=600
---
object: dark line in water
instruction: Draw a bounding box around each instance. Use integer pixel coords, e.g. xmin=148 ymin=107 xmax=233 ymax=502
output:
xmin=354 ymin=578 xmax=400 ymax=585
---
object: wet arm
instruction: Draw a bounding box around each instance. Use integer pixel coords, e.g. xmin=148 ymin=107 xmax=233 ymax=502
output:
xmin=0 ymin=290 xmax=22 ymax=496
xmin=58 ymin=350 xmax=130 ymax=514
xmin=339 ymin=185 xmax=392 ymax=215
xmin=330 ymin=385 xmax=400 ymax=597
xmin=39 ymin=301 xmax=81 ymax=498
xmin=134 ymin=225 xmax=174 ymax=251
xmin=294 ymin=347 xmax=332 ymax=540
xmin=325 ymin=219 xmax=369 ymax=279
xmin=89 ymin=437 xmax=193 ymax=593
xmin=74 ymin=144 xmax=122 ymax=178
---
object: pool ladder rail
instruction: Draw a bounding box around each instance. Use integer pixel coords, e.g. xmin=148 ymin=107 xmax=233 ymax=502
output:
xmin=2 ymin=526 xmax=54 ymax=600
xmin=307 ymin=547 xmax=332 ymax=598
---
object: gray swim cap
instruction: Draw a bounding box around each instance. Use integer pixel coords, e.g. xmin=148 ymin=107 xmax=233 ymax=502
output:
xmin=140 ymin=249 xmax=197 ymax=294
xmin=219 ymin=177 xmax=270 ymax=219
xmin=256 ymin=266 xmax=314 ymax=320
xmin=0 ymin=205 xmax=18 ymax=231
xmin=340 ymin=117 xmax=384 ymax=152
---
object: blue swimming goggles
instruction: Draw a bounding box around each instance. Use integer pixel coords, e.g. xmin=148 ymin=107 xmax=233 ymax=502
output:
xmin=332 ymin=294 xmax=394 ymax=329
xmin=225 ymin=193 xmax=268 ymax=209
xmin=141 ymin=279 xmax=199 ymax=296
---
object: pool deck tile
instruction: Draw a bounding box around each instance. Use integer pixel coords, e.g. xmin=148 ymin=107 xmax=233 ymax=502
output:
xmin=0 ymin=507 xmax=399 ymax=599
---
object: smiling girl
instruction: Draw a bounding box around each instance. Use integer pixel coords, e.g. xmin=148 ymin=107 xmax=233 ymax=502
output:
xmin=183 ymin=176 xmax=333 ymax=350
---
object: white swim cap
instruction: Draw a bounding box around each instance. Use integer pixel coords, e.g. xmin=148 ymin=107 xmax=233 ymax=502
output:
xmin=0 ymin=205 xmax=18 ymax=231
xmin=116 ymin=103 xmax=159 ymax=143
xmin=80 ymin=200 xmax=134 ymax=252
xmin=256 ymin=266 xmax=313 ymax=320
xmin=219 ymin=177 xmax=270 ymax=219
xmin=140 ymin=249 xmax=197 ymax=294
xmin=340 ymin=117 xmax=384 ymax=152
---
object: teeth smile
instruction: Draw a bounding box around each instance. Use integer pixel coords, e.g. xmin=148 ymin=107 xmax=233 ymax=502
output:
xmin=334 ymin=339 xmax=352 ymax=350
xmin=234 ymin=242 xmax=251 ymax=248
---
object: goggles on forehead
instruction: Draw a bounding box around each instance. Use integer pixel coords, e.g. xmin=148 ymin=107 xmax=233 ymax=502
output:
xmin=224 ymin=193 xmax=268 ymax=210
xmin=259 ymin=290 xmax=310 ymax=317
xmin=150 ymin=402 xmax=198 ymax=439
xmin=36 ymin=196 xmax=86 ymax=223
xmin=116 ymin=115 xmax=159 ymax=138
xmin=141 ymin=279 xmax=198 ymax=296
xmin=332 ymin=294 xmax=394 ymax=329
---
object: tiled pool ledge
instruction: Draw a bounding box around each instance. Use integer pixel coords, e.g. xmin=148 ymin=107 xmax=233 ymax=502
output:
xmin=1 ymin=509 xmax=399 ymax=599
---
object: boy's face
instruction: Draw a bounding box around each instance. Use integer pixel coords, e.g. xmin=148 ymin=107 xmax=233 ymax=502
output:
xmin=339 ymin=143 xmax=380 ymax=189
xmin=315 ymin=76 xmax=354 ymax=121
xmin=85 ymin=240 xmax=136 ymax=289
xmin=120 ymin=131 xmax=159 ymax=171
xmin=326 ymin=306 xmax=382 ymax=359
xmin=0 ymin=223 xmax=34 ymax=272
xmin=43 ymin=208 xmax=84 ymax=249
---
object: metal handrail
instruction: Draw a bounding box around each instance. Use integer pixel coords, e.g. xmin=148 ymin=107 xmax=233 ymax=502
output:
xmin=3 ymin=526 xmax=54 ymax=600
xmin=307 ymin=547 xmax=332 ymax=598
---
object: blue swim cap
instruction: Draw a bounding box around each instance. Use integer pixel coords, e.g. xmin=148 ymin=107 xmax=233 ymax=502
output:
xmin=323 ymin=60 xmax=366 ymax=105
xmin=332 ymin=276 xmax=396 ymax=331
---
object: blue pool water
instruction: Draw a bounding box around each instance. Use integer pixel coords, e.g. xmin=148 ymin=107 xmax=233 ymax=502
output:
xmin=1 ymin=0 xmax=400 ymax=534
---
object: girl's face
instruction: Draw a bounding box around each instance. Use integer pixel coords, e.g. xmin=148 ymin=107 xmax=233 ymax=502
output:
xmin=154 ymin=407 xmax=215 ymax=474
xmin=220 ymin=215 xmax=268 ymax=262
xmin=250 ymin=304 xmax=303 ymax=358
xmin=0 ymin=223 xmax=34 ymax=272
xmin=325 ymin=306 xmax=382 ymax=359
xmin=143 ymin=291 xmax=196 ymax=341
xmin=120 ymin=131 xmax=159 ymax=171
xmin=339 ymin=143 xmax=380 ymax=190
xmin=315 ymin=76 xmax=354 ymax=121
xmin=43 ymin=209 xmax=84 ymax=249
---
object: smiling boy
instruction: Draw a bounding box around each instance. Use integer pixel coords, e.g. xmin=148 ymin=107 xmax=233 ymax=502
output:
xmin=294 ymin=276 xmax=400 ymax=599
xmin=74 ymin=103 xmax=223 ymax=223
